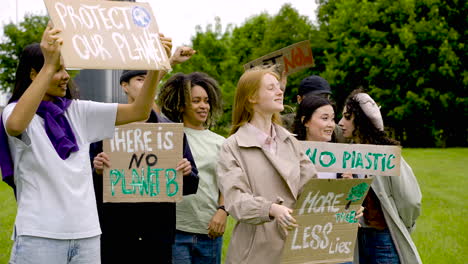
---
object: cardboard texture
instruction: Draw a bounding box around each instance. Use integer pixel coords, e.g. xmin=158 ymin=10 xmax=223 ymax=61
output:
xmin=102 ymin=123 xmax=183 ymax=203
xmin=300 ymin=141 xmax=401 ymax=176
xmin=243 ymin=40 xmax=314 ymax=76
xmin=43 ymin=0 xmax=171 ymax=70
xmin=281 ymin=178 xmax=374 ymax=264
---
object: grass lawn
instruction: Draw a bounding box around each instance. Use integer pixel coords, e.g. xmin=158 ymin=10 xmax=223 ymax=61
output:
xmin=1 ymin=148 xmax=467 ymax=263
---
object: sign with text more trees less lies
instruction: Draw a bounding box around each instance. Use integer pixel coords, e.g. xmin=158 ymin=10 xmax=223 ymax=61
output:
xmin=102 ymin=123 xmax=183 ymax=203
xmin=301 ymin=142 xmax=402 ymax=176
xmin=281 ymin=178 xmax=373 ymax=264
xmin=243 ymin=40 xmax=314 ymax=76
xmin=43 ymin=0 xmax=171 ymax=70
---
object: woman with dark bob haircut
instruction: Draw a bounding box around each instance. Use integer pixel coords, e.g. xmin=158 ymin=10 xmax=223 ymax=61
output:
xmin=293 ymin=95 xmax=354 ymax=182
xmin=0 ymin=22 xmax=173 ymax=263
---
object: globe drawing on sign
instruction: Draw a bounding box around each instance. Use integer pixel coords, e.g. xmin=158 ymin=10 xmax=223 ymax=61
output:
xmin=132 ymin=6 xmax=151 ymax=27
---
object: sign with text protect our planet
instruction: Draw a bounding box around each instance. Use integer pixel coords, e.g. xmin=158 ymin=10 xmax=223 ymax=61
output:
xmin=102 ymin=123 xmax=183 ymax=203
xmin=301 ymin=141 xmax=401 ymax=176
xmin=43 ymin=0 xmax=171 ymax=70
xmin=281 ymin=178 xmax=373 ymax=264
xmin=243 ymin=40 xmax=314 ymax=76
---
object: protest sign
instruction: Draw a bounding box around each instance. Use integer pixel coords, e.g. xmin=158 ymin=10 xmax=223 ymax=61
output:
xmin=43 ymin=0 xmax=171 ymax=70
xmin=243 ymin=40 xmax=314 ymax=76
xmin=281 ymin=178 xmax=373 ymax=264
xmin=102 ymin=123 xmax=183 ymax=203
xmin=301 ymin=141 xmax=401 ymax=176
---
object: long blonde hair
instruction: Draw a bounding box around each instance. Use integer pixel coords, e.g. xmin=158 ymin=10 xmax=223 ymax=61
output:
xmin=230 ymin=65 xmax=283 ymax=135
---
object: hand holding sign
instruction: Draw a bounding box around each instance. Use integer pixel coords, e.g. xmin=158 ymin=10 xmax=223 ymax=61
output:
xmin=176 ymin=158 xmax=192 ymax=176
xmin=270 ymin=203 xmax=298 ymax=234
xmin=93 ymin=152 xmax=111 ymax=175
xmin=159 ymin=33 xmax=173 ymax=60
xmin=41 ymin=21 xmax=63 ymax=70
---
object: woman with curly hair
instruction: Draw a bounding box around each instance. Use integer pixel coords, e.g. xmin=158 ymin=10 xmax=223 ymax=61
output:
xmin=157 ymin=72 xmax=226 ymax=264
xmin=338 ymin=88 xmax=422 ymax=264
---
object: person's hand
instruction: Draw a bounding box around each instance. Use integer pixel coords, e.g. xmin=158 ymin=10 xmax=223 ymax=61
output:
xmin=40 ymin=21 xmax=63 ymax=69
xmin=279 ymin=70 xmax=287 ymax=91
xmin=159 ymin=33 xmax=173 ymax=59
xmin=93 ymin=152 xmax=110 ymax=175
xmin=170 ymin=46 xmax=196 ymax=66
xmin=356 ymin=206 xmax=364 ymax=227
xmin=341 ymin=172 xmax=353 ymax=179
xmin=176 ymin=158 xmax=192 ymax=176
xmin=207 ymin=209 xmax=228 ymax=239
xmin=270 ymin=203 xmax=297 ymax=234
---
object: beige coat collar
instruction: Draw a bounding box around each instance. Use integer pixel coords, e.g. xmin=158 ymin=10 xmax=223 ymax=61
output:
xmin=235 ymin=123 xmax=292 ymax=148
xmin=235 ymin=123 xmax=299 ymax=199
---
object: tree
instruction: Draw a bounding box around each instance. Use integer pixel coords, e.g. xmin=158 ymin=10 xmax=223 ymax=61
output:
xmin=169 ymin=4 xmax=319 ymax=135
xmin=316 ymin=0 xmax=467 ymax=147
xmin=0 ymin=15 xmax=48 ymax=93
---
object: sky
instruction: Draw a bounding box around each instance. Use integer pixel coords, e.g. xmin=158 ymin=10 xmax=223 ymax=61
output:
xmin=0 ymin=0 xmax=318 ymax=49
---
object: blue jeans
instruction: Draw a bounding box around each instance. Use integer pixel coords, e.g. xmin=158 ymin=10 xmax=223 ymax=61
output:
xmin=358 ymin=228 xmax=400 ymax=264
xmin=9 ymin=235 xmax=100 ymax=264
xmin=172 ymin=230 xmax=222 ymax=264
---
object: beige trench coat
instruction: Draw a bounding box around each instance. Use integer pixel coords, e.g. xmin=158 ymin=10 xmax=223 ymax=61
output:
xmin=217 ymin=124 xmax=317 ymax=264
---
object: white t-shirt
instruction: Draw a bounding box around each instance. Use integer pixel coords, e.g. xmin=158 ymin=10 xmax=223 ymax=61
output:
xmin=2 ymin=100 xmax=117 ymax=239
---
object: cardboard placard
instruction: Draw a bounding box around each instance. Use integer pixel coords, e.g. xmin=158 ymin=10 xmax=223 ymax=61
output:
xmin=281 ymin=178 xmax=374 ymax=264
xmin=44 ymin=0 xmax=171 ymax=70
xmin=102 ymin=123 xmax=183 ymax=203
xmin=301 ymin=142 xmax=401 ymax=176
xmin=243 ymin=40 xmax=314 ymax=76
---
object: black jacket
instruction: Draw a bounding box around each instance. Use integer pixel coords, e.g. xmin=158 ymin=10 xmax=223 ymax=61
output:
xmin=90 ymin=110 xmax=199 ymax=245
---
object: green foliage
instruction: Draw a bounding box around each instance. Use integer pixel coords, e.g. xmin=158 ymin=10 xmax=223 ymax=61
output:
xmin=170 ymin=4 xmax=319 ymax=132
xmin=0 ymin=15 xmax=48 ymax=93
xmin=2 ymin=2 xmax=466 ymax=146
xmin=316 ymin=0 xmax=468 ymax=147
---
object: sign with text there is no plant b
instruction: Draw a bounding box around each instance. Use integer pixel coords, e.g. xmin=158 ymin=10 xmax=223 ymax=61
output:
xmin=102 ymin=123 xmax=183 ymax=203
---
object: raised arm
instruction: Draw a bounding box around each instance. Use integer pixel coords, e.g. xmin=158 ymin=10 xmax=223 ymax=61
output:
xmin=5 ymin=22 xmax=63 ymax=136
xmin=114 ymin=34 xmax=171 ymax=125
xmin=115 ymin=44 xmax=196 ymax=124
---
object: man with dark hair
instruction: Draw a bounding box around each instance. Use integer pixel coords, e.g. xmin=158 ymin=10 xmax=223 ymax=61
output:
xmin=297 ymin=75 xmax=332 ymax=102
xmin=91 ymin=48 xmax=200 ymax=263
xmin=282 ymin=75 xmax=347 ymax=143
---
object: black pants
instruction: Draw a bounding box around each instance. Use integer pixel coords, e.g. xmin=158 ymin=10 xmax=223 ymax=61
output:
xmin=101 ymin=231 xmax=172 ymax=264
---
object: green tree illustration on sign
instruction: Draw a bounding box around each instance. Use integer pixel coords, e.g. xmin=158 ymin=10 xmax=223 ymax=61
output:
xmin=345 ymin=182 xmax=369 ymax=209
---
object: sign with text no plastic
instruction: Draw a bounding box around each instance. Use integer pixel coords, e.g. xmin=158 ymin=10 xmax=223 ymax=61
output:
xmin=44 ymin=0 xmax=171 ymax=70
xmin=281 ymin=178 xmax=374 ymax=264
xmin=243 ymin=40 xmax=314 ymax=76
xmin=301 ymin=141 xmax=402 ymax=176
xmin=102 ymin=123 xmax=183 ymax=203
